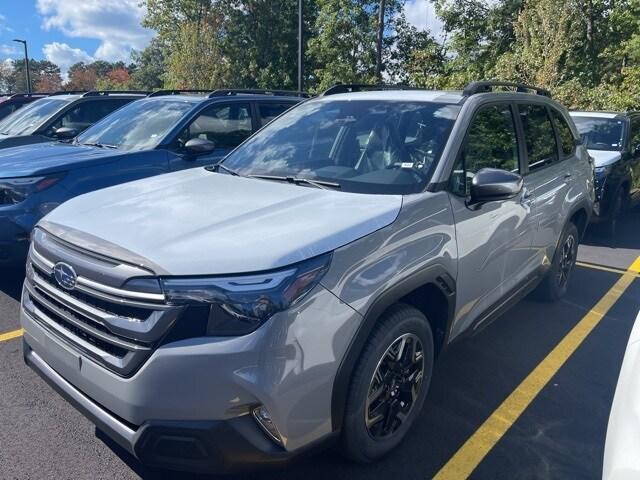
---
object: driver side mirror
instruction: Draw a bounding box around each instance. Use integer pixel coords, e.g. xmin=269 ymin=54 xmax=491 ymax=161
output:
xmin=52 ymin=126 xmax=77 ymax=140
xmin=184 ymin=138 xmax=216 ymax=155
xmin=469 ymin=168 xmax=523 ymax=206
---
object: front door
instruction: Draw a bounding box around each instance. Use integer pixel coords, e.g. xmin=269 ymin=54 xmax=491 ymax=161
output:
xmin=448 ymin=103 xmax=536 ymax=337
xmin=168 ymin=102 xmax=253 ymax=170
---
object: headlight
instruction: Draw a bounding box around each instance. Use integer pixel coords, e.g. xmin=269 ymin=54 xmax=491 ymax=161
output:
xmin=161 ymin=253 xmax=331 ymax=336
xmin=0 ymin=174 xmax=63 ymax=205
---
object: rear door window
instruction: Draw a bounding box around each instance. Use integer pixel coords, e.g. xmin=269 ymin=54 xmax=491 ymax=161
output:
xmin=258 ymin=103 xmax=292 ymax=127
xmin=518 ymin=104 xmax=559 ymax=171
xmin=451 ymin=103 xmax=519 ymax=196
xmin=551 ymin=109 xmax=576 ymax=157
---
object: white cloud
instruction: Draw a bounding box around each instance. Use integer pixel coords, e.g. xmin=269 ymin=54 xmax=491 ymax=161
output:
xmin=404 ymin=0 xmax=444 ymax=39
xmin=42 ymin=42 xmax=94 ymax=79
xmin=0 ymin=44 xmax=19 ymax=56
xmin=36 ymin=0 xmax=154 ymax=62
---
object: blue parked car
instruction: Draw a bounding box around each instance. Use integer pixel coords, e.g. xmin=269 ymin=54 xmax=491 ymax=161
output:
xmin=0 ymin=91 xmax=147 ymax=149
xmin=0 ymin=89 xmax=305 ymax=264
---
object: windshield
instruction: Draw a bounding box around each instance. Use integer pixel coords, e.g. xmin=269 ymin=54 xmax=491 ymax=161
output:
xmin=571 ymin=116 xmax=626 ymax=151
xmin=76 ymin=99 xmax=194 ymax=151
xmin=0 ymin=98 xmax=68 ymax=136
xmin=222 ymin=99 xmax=461 ymax=194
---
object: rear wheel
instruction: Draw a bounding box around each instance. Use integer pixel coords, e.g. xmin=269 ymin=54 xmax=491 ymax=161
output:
xmin=540 ymin=222 xmax=579 ymax=301
xmin=340 ymin=304 xmax=434 ymax=463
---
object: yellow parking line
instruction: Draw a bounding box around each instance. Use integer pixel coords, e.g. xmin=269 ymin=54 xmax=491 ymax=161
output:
xmin=576 ymin=261 xmax=640 ymax=277
xmin=0 ymin=328 xmax=24 ymax=343
xmin=434 ymin=256 xmax=640 ymax=480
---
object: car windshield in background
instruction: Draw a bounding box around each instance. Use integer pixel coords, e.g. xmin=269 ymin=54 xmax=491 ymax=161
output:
xmin=572 ymin=116 xmax=626 ymax=151
xmin=76 ymin=99 xmax=194 ymax=151
xmin=0 ymin=98 xmax=68 ymax=136
xmin=222 ymin=99 xmax=461 ymax=194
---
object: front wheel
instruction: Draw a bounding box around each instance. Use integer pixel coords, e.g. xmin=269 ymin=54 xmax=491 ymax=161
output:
xmin=540 ymin=222 xmax=579 ymax=301
xmin=340 ymin=304 xmax=434 ymax=463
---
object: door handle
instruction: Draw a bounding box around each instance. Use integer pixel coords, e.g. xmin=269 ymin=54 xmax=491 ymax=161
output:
xmin=564 ymin=173 xmax=572 ymax=179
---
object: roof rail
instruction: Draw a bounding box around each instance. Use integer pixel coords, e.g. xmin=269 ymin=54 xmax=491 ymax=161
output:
xmin=6 ymin=93 xmax=50 ymax=99
xmin=147 ymin=89 xmax=214 ymax=97
xmin=321 ymin=84 xmax=420 ymax=96
xmin=49 ymin=91 xmax=87 ymax=96
xmin=208 ymin=89 xmax=311 ymax=98
xmin=463 ymin=81 xmax=551 ymax=98
xmin=82 ymin=90 xmax=150 ymax=97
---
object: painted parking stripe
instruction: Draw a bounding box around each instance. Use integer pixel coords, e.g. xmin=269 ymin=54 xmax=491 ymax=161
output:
xmin=0 ymin=328 xmax=24 ymax=343
xmin=434 ymin=256 xmax=640 ymax=480
xmin=576 ymin=261 xmax=640 ymax=277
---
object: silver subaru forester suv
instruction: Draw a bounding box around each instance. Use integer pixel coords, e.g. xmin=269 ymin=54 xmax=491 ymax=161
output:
xmin=21 ymin=82 xmax=594 ymax=473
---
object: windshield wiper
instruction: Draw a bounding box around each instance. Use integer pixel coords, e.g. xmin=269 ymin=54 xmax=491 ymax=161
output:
xmin=248 ymin=174 xmax=341 ymax=190
xmin=209 ymin=162 xmax=240 ymax=176
xmin=81 ymin=142 xmax=117 ymax=149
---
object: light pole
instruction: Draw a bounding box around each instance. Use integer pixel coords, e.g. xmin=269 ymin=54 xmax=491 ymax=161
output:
xmin=298 ymin=0 xmax=303 ymax=92
xmin=12 ymin=39 xmax=31 ymax=94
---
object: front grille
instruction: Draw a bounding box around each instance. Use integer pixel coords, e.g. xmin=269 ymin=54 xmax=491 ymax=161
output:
xmin=23 ymin=228 xmax=183 ymax=377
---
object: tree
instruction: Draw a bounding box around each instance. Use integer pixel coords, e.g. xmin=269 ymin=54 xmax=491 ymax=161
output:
xmin=130 ymin=38 xmax=167 ymax=89
xmin=35 ymin=72 xmax=63 ymax=92
xmin=308 ymin=0 xmax=379 ymax=91
xmin=66 ymin=65 xmax=99 ymax=91
xmin=387 ymin=14 xmax=446 ymax=87
xmin=96 ymin=68 xmax=133 ymax=90
xmin=165 ymin=18 xmax=229 ymax=88
xmin=491 ymin=0 xmax=578 ymax=89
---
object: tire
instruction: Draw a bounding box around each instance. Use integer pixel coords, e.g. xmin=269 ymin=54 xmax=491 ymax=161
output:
xmin=540 ymin=222 xmax=579 ymax=302
xmin=340 ymin=304 xmax=434 ymax=463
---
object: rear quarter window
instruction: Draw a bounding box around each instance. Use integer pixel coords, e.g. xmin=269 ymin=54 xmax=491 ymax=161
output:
xmin=551 ymin=109 xmax=576 ymax=157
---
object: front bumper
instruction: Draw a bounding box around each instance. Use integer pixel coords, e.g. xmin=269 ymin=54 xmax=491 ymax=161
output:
xmin=21 ymin=276 xmax=360 ymax=472
xmin=23 ymin=340 xmax=307 ymax=473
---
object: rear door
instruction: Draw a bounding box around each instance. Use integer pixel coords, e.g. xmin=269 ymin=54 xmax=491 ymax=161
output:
xmin=448 ymin=102 xmax=536 ymax=335
xmin=168 ymin=102 xmax=254 ymax=170
xmin=517 ymin=103 xmax=572 ymax=262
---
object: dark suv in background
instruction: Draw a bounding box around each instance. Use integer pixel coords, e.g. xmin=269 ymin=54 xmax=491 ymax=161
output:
xmin=570 ymin=111 xmax=640 ymax=234
xmin=0 ymin=91 xmax=147 ymax=149
xmin=0 ymin=89 xmax=304 ymax=265
xmin=0 ymin=93 xmax=49 ymax=121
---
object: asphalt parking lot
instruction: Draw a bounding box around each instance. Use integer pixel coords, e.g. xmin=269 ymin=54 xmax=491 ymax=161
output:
xmin=1 ymin=209 xmax=639 ymax=480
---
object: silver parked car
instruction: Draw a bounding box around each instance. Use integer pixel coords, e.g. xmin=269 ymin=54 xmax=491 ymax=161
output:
xmin=21 ymin=82 xmax=594 ymax=473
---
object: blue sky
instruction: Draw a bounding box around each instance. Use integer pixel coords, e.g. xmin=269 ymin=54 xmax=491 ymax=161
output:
xmin=0 ymin=0 xmax=441 ymax=78
xmin=0 ymin=0 xmax=153 ymax=77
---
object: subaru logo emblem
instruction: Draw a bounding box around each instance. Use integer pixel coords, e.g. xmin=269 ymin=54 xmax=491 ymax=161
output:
xmin=53 ymin=262 xmax=77 ymax=290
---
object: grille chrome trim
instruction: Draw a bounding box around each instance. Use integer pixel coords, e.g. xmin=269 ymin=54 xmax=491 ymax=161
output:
xmin=25 ymin=281 xmax=149 ymax=353
xmin=31 ymin=238 xmax=166 ymax=304
xmin=24 ymin=231 xmax=183 ymax=377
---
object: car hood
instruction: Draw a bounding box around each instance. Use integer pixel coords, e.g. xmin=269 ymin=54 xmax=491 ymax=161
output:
xmin=587 ymin=149 xmax=622 ymax=168
xmin=41 ymin=168 xmax=403 ymax=275
xmin=0 ymin=142 xmax=128 ymax=177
